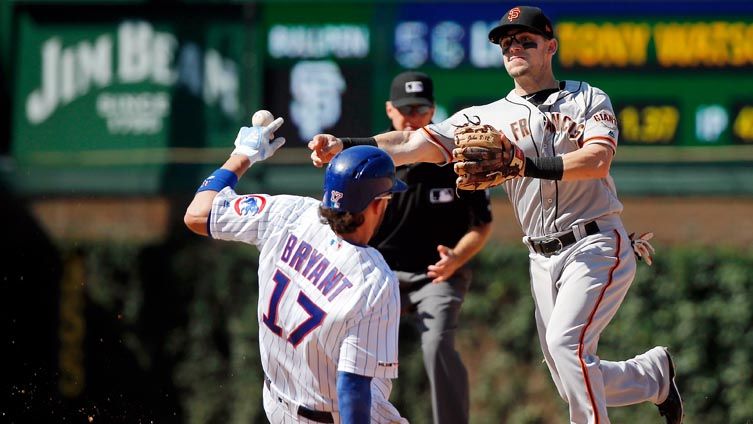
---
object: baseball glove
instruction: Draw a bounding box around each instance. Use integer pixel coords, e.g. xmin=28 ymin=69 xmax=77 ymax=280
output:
xmin=452 ymin=123 xmax=526 ymax=190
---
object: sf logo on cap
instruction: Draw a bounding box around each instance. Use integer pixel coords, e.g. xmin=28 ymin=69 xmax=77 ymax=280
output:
xmin=508 ymin=7 xmax=521 ymax=21
xmin=405 ymin=81 xmax=424 ymax=93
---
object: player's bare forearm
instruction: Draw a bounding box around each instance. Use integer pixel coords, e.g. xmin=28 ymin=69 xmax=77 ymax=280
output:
xmin=449 ymin=222 xmax=492 ymax=267
xmin=221 ymin=154 xmax=253 ymax=177
xmin=375 ymin=130 xmax=445 ymax=166
xmin=184 ymin=155 xmax=252 ymax=236
xmin=561 ymin=143 xmax=613 ymax=181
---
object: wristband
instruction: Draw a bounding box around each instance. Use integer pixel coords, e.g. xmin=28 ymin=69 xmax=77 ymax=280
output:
xmin=196 ymin=168 xmax=239 ymax=193
xmin=524 ymin=156 xmax=564 ymax=180
xmin=341 ymin=137 xmax=377 ymax=149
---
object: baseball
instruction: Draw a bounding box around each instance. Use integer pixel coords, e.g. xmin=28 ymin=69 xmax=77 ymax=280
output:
xmin=252 ymin=109 xmax=275 ymax=127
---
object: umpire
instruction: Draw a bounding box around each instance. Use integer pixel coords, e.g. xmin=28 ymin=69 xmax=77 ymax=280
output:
xmin=370 ymin=71 xmax=493 ymax=424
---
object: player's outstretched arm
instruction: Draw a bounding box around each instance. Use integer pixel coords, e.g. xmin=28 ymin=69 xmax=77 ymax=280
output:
xmin=308 ymin=129 xmax=444 ymax=167
xmin=377 ymin=129 xmax=445 ymax=166
xmin=184 ymin=113 xmax=284 ymax=236
xmin=184 ymin=155 xmax=249 ymax=236
xmin=337 ymin=371 xmax=372 ymax=424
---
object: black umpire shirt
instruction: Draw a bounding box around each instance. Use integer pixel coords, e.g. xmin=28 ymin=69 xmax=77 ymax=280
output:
xmin=370 ymin=126 xmax=493 ymax=273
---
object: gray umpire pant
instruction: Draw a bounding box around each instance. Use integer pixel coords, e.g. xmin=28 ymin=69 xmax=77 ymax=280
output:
xmin=396 ymin=268 xmax=471 ymax=424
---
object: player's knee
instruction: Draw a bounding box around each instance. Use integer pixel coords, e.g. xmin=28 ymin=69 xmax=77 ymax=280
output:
xmin=545 ymin=329 xmax=578 ymax=356
xmin=421 ymin=336 xmax=454 ymax=360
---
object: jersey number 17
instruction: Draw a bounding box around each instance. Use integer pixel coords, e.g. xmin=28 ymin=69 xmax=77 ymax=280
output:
xmin=263 ymin=269 xmax=327 ymax=347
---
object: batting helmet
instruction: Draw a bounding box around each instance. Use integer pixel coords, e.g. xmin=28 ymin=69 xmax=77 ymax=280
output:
xmin=322 ymin=146 xmax=407 ymax=213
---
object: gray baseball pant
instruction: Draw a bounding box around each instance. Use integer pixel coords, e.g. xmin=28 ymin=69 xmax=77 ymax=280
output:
xmin=397 ymin=268 xmax=471 ymax=424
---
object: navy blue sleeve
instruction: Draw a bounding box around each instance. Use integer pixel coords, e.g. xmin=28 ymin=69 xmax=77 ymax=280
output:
xmin=337 ymin=371 xmax=372 ymax=424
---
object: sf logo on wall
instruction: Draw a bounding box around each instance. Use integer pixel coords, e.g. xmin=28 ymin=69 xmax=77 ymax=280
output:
xmin=290 ymin=60 xmax=346 ymax=140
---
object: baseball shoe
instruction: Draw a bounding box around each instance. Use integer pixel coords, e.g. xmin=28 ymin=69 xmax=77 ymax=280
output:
xmin=657 ymin=347 xmax=684 ymax=424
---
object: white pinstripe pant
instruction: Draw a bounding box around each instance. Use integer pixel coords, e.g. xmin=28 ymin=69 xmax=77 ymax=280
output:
xmin=262 ymin=381 xmax=341 ymax=424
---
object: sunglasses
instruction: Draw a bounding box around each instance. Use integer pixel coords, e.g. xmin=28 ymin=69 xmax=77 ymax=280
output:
xmin=500 ymin=33 xmax=539 ymax=53
xmin=396 ymin=105 xmax=433 ymax=116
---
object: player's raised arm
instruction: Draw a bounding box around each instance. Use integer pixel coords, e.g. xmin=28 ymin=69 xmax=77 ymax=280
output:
xmin=184 ymin=112 xmax=285 ymax=236
xmin=308 ymin=128 xmax=445 ymax=168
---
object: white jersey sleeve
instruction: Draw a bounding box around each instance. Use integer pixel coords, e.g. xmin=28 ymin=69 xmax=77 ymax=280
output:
xmin=582 ymin=87 xmax=619 ymax=153
xmin=208 ymin=187 xmax=310 ymax=249
xmin=337 ymin=268 xmax=401 ymax=379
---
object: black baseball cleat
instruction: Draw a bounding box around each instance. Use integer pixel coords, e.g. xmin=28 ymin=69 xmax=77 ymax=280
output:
xmin=657 ymin=348 xmax=684 ymax=424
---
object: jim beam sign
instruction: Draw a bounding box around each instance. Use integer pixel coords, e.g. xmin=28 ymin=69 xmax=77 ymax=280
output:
xmin=20 ymin=20 xmax=240 ymax=139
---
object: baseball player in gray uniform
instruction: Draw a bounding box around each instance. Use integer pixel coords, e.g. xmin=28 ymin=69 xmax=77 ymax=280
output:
xmin=309 ymin=6 xmax=683 ymax=424
xmin=185 ymin=114 xmax=409 ymax=423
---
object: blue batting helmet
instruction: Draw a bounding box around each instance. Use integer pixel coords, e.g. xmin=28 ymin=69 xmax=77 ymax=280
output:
xmin=322 ymin=146 xmax=407 ymax=213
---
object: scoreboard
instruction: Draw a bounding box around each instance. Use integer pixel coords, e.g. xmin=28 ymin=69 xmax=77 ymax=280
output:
xmin=556 ymin=18 xmax=753 ymax=148
xmin=258 ymin=1 xmax=753 ymax=158
xmin=8 ymin=0 xmax=753 ymax=195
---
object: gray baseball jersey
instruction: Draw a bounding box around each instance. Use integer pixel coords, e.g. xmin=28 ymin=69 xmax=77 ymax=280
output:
xmin=424 ymin=80 xmax=623 ymax=237
xmin=209 ymin=189 xmax=406 ymax=423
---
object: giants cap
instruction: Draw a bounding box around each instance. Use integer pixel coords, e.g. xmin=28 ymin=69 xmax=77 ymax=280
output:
xmin=389 ymin=71 xmax=434 ymax=108
xmin=488 ymin=6 xmax=554 ymax=44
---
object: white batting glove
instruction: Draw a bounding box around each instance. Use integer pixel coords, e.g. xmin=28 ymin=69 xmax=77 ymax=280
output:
xmin=231 ymin=117 xmax=286 ymax=164
xmin=629 ymin=232 xmax=655 ymax=266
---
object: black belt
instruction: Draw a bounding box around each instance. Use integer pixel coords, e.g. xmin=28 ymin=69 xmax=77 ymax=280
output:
xmin=529 ymin=221 xmax=600 ymax=256
xmin=297 ymin=406 xmax=334 ymax=423
xmin=265 ymin=376 xmax=334 ymax=423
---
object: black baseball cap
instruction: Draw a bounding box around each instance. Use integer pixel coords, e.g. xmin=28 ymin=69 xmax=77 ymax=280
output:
xmin=488 ymin=6 xmax=555 ymax=44
xmin=389 ymin=71 xmax=434 ymax=108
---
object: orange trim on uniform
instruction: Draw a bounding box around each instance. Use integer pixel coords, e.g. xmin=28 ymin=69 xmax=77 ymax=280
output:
xmin=420 ymin=127 xmax=452 ymax=163
xmin=581 ymin=136 xmax=617 ymax=153
xmin=576 ymin=229 xmax=622 ymax=424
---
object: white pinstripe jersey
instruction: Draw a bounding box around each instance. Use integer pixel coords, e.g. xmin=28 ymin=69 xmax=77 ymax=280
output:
xmin=209 ymin=188 xmax=405 ymax=423
xmin=425 ymin=80 xmax=624 ymax=238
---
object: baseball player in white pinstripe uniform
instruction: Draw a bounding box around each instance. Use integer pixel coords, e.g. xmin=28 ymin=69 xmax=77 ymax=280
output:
xmin=309 ymin=6 xmax=683 ymax=424
xmin=185 ymin=114 xmax=409 ymax=423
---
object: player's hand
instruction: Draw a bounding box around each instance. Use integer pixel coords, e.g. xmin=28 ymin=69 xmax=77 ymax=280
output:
xmin=427 ymin=245 xmax=461 ymax=284
xmin=629 ymin=232 xmax=655 ymax=266
xmin=231 ymin=117 xmax=286 ymax=164
xmin=308 ymin=134 xmax=343 ymax=168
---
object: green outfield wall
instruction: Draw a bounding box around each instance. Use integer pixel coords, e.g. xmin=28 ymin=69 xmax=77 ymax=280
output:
xmin=3 ymin=0 xmax=753 ymax=196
